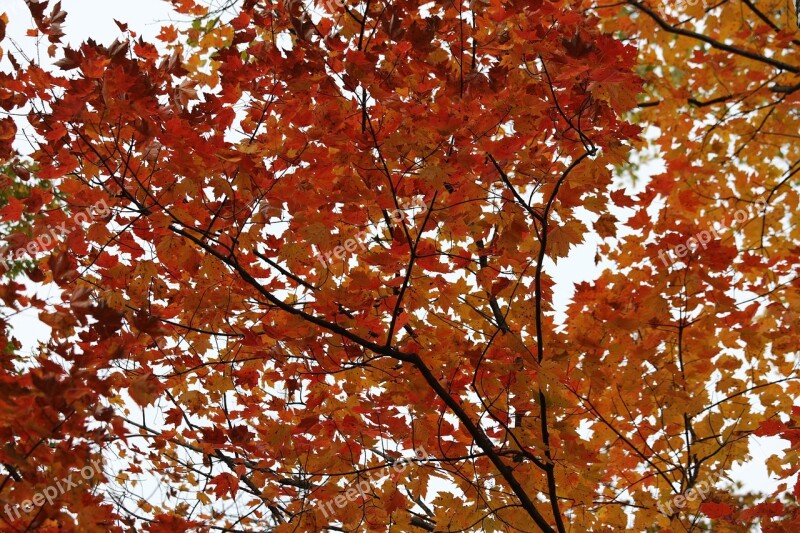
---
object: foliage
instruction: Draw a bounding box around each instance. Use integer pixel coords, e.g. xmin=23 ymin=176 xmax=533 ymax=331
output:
xmin=0 ymin=0 xmax=798 ymax=531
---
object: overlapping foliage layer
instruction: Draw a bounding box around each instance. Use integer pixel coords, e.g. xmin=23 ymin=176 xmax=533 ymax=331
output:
xmin=0 ymin=0 xmax=798 ymax=531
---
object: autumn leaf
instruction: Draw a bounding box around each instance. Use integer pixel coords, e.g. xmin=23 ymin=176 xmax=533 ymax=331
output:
xmin=210 ymin=473 xmax=239 ymax=499
xmin=700 ymin=501 xmax=735 ymax=519
xmin=129 ymin=372 xmax=162 ymax=406
xmin=594 ymin=213 xmax=617 ymax=239
xmin=547 ymin=223 xmax=585 ymax=260
xmin=0 ymin=117 xmax=16 ymax=141
xmin=0 ymin=195 xmax=23 ymax=221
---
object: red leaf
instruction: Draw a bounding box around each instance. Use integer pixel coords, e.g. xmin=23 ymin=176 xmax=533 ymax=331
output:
xmin=129 ymin=372 xmax=161 ymax=406
xmin=741 ymin=502 xmax=785 ymax=521
xmin=490 ymin=277 xmax=512 ymax=297
xmin=0 ymin=117 xmax=16 ymax=141
xmin=210 ymin=473 xmax=239 ymax=499
xmin=0 ymin=196 xmax=24 ymax=222
xmin=700 ymin=501 xmax=735 ymax=519
xmin=755 ymin=418 xmax=787 ymax=437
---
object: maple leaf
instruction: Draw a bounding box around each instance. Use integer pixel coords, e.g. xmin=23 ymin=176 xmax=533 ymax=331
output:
xmin=210 ymin=473 xmax=239 ymax=499
xmin=0 ymin=117 xmax=16 ymax=142
xmin=547 ymin=223 xmax=585 ymax=260
xmin=0 ymin=195 xmax=23 ymax=222
xmin=594 ymin=213 xmax=617 ymax=239
xmin=700 ymin=501 xmax=735 ymax=519
xmin=129 ymin=372 xmax=161 ymax=406
xmin=754 ymin=418 xmax=788 ymax=437
xmin=741 ymin=501 xmax=785 ymax=521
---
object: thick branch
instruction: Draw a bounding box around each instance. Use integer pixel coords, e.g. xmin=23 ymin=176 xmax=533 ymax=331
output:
xmin=628 ymin=0 xmax=800 ymax=74
xmin=168 ymin=224 xmax=557 ymax=531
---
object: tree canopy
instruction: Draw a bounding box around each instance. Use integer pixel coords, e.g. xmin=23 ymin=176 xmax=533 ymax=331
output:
xmin=0 ymin=0 xmax=798 ymax=531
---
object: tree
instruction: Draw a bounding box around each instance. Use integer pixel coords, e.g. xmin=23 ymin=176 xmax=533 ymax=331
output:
xmin=0 ymin=0 xmax=797 ymax=531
